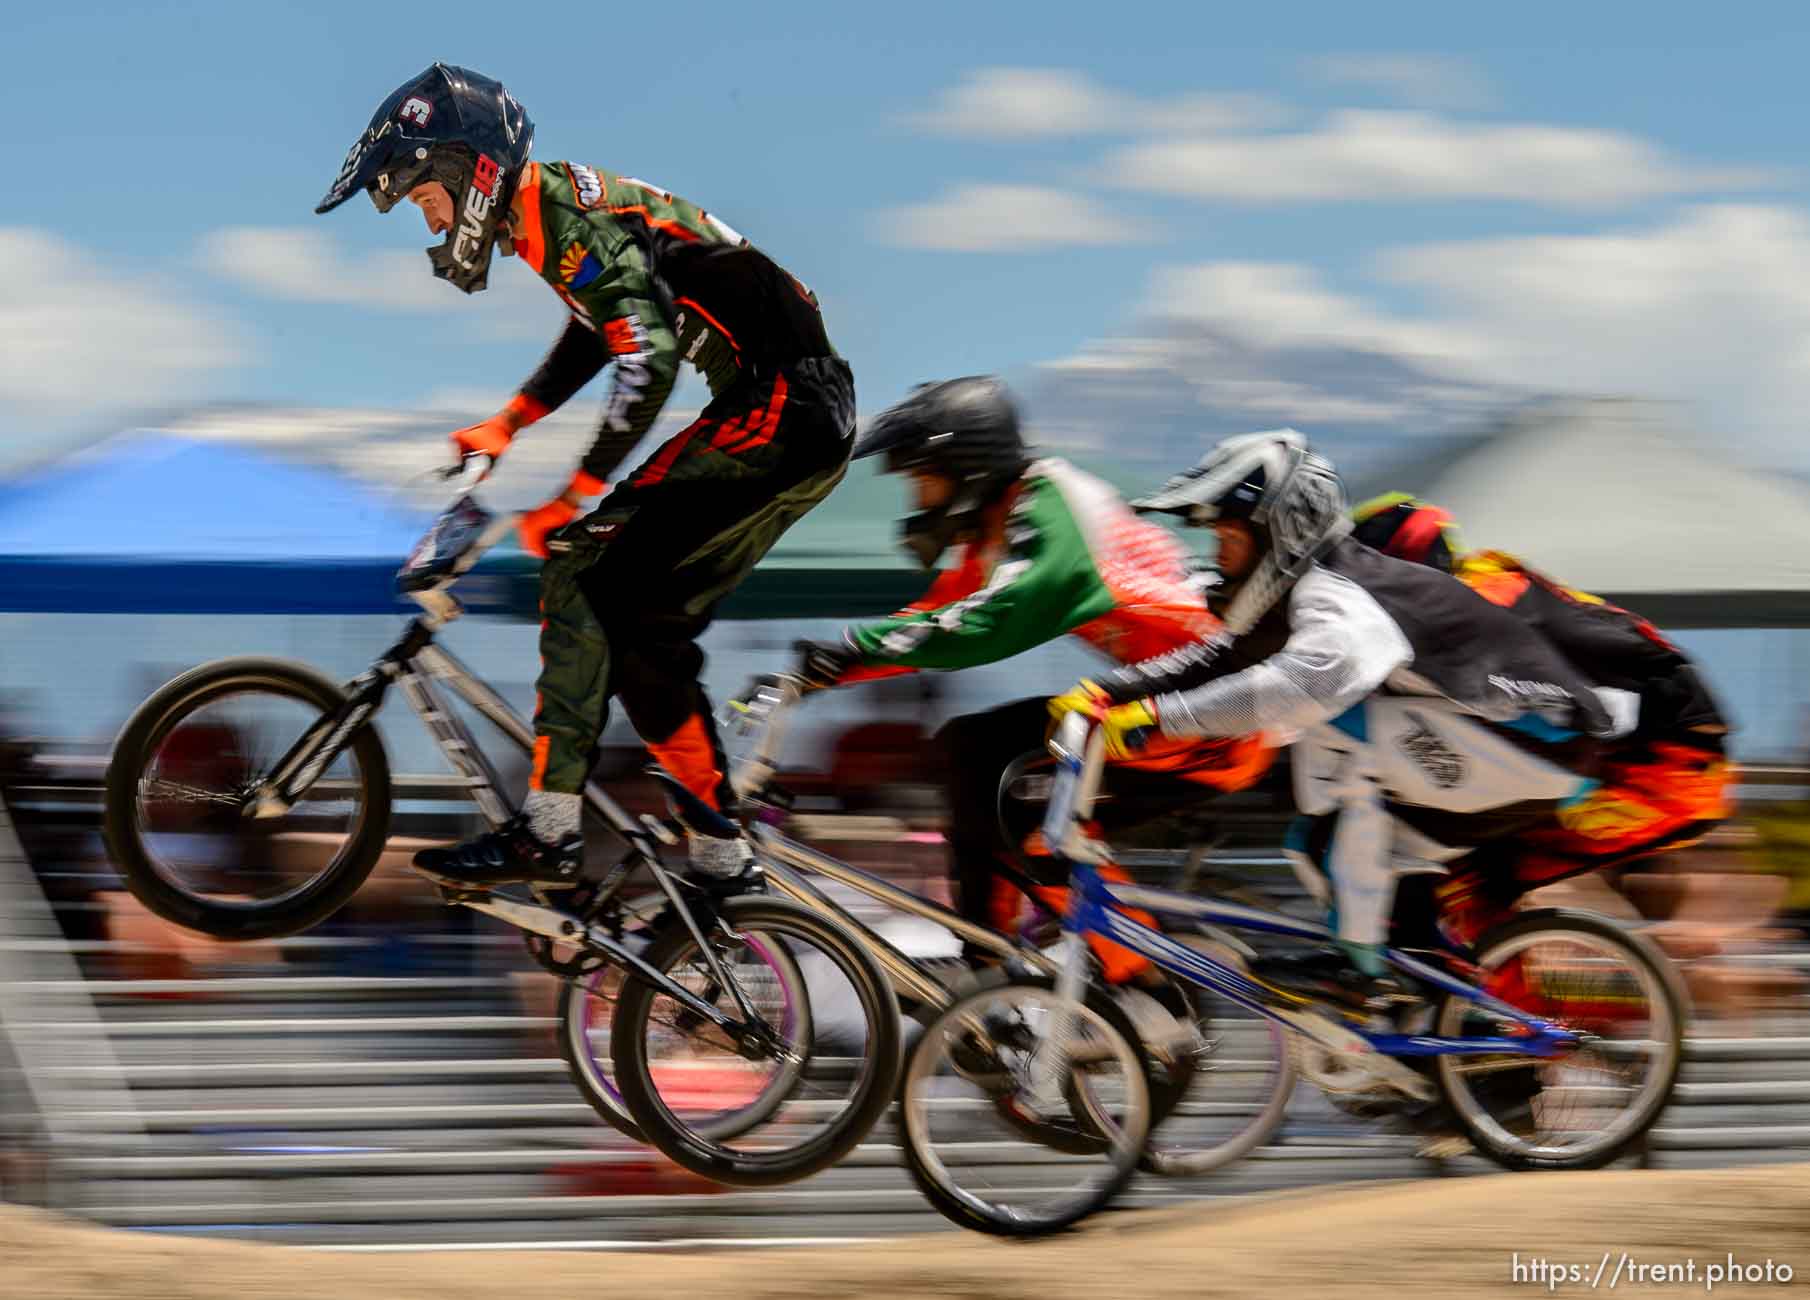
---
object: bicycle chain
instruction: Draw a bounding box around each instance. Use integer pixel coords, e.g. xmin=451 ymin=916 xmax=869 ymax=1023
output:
xmin=518 ymin=859 xmax=751 ymax=981
xmin=521 ymin=877 xmax=619 ymax=980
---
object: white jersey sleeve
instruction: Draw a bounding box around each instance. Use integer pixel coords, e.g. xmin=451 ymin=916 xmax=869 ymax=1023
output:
xmin=1153 ymin=566 xmax=1412 ymax=739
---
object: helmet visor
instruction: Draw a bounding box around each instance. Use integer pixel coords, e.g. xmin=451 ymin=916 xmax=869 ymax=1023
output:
xmin=1131 ymin=429 xmax=1305 ymax=521
xmin=1133 ymin=463 xmax=1267 ymax=525
xmin=853 ymin=403 xmax=931 ymax=467
xmin=316 ymin=120 xmax=397 ymax=214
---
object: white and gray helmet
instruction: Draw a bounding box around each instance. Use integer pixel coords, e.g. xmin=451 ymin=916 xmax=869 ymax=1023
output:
xmin=1134 ymin=430 xmax=1350 ymax=631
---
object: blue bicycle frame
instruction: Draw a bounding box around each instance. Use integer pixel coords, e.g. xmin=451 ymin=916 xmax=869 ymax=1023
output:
xmin=1041 ymin=715 xmax=1580 ymax=1062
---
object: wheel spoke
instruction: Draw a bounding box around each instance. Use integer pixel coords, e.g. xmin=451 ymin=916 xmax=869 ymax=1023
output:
xmin=613 ymin=902 xmax=897 ymax=1184
xmin=900 ymin=980 xmax=1148 ymax=1236
xmin=130 ymin=683 xmax=370 ymax=907
xmin=138 ymin=778 xmax=243 ymax=808
xmin=1436 ymin=922 xmax=1679 ymax=1165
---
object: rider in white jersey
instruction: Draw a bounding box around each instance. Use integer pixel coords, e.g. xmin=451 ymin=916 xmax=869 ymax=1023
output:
xmin=1051 ymin=432 xmax=1625 ymax=1004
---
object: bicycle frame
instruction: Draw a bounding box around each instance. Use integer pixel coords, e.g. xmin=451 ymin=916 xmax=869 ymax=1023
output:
xmin=242 ymin=499 xmax=779 ymax=1049
xmin=1039 ymin=714 xmax=1582 ymax=1066
xmin=725 ymin=679 xmax=1061 ymax=1012
xmin=755 ymin=831 xmax=1059 ymax=1008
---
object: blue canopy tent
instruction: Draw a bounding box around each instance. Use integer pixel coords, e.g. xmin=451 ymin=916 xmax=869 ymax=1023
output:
xmin=0 ymin=434 xmax=474 ymax=615
xmin=0 ymin=433 xmax=925 ymax=618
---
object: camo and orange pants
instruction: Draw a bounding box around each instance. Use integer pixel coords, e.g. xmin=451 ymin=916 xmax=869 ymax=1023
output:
xmin=529 ymin=358 xmax=854 ymax=808
xmin=1436 ymin=739 xmax=1731 ymax=946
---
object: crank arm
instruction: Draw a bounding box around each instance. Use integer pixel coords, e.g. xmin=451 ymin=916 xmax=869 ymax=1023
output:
xmin=453 ymin=891 xmax=751 ymax=1042
xmin=1274 ymin=1005 xmax=1436 ymax=1102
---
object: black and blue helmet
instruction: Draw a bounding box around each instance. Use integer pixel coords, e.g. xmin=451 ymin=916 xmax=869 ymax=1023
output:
xmin=317 ymin=63 xmax=534 ymax=294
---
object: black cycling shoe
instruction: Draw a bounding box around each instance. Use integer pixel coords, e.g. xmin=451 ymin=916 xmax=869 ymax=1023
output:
xmin=1248 ymin=945 xmax=1411 ymax=1011
xmin=412 ymin=815 xmax=582 ymax=889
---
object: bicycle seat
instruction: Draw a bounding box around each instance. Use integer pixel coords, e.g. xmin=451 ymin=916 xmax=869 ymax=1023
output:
xmin=398 ymin=495 xmax=493 ymax=593
xmin=645 ymin=765 xmax=741 ymax=839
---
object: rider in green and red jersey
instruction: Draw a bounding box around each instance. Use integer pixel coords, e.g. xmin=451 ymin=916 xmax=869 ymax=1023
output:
xmin=316 ymin=64 xmax=855 ymax=888
xmin=790 ymin=378 xmax=1273 ymax=973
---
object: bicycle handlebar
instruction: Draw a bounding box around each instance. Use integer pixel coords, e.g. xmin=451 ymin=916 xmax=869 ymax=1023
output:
xmin=467 ymin=510 xmax=522 ymax=562
xmin=397 ymin=493 xmax=523 ymax=615
xmin=724 ymin=680 xmax=1109 ymax=846
xmin=441 ymin=450 xmax=497 ymax=485
xmin=724 ymin=673 xmax=806 ymax=799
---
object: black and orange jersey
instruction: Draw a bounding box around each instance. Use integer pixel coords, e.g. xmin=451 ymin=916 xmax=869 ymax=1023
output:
xmin=1347 ymin=495 xmax=1728 ymax=745
xmin=509 ymin=161 xmax=835 ymax=482
xmin=1456 ymin=551 xmax=1726 ymax=744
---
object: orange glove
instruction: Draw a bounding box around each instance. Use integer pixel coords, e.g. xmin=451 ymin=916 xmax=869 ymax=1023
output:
xmin=517 ymin=497 xmax=577 ymax=559
xmin=518 ymin=469 xmax=606 ymax=559
xmin=450 ymin=393 xmax=550 ymax=468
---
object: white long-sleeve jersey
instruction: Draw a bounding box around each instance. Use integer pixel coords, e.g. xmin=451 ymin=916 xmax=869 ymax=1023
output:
xmin=1153 ymin=567 xmax=1413 ymax=740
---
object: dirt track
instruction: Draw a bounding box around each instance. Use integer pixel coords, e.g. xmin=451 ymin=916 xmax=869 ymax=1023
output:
xmin=4 ymin=1165 xmax=1809 ymax=1299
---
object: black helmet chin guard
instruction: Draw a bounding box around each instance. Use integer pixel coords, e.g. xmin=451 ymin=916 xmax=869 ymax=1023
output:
xmin=897 ymin=491 xmax=989 ymax=570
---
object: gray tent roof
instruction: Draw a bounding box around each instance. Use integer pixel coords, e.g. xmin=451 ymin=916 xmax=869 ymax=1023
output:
xmin=1407 ymin=399 xmax=1810 ymax=626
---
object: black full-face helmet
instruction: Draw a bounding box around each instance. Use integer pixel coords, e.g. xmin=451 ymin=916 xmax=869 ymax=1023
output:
xmin=316 ymin=63 xmax=534 ymax=294
xmin=853 ymin=376 xmax=1031 ymax=568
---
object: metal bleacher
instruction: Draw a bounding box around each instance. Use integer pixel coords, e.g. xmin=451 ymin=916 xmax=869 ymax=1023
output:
xmin=5 ymin=758 xmax=1810 ymax=1247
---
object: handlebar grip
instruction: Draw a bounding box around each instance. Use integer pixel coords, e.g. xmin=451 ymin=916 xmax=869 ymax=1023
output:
xmin=441 ymin=451 xmax=495 ymax=483
xmin=1040 ymin=713 xmax=1108 ymax=854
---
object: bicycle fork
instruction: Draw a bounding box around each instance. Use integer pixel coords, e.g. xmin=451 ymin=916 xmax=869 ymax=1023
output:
xmin=1021 ymin=932 xmax=1089 ymax=1116
xmin=249 ymin=622 xmax=439 ymax=819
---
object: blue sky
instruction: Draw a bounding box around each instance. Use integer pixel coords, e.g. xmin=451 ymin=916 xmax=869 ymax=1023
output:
xmin=8 ymin=0 xmax=1810 ymax=481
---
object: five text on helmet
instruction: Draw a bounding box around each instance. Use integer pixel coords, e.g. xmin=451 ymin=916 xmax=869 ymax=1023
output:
xmin=454 ymin=155 xmax=502 ymax=270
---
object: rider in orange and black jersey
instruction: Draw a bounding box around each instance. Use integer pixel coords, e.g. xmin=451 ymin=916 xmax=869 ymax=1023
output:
xmin=316 ymin=64 xmax=854 ymax=889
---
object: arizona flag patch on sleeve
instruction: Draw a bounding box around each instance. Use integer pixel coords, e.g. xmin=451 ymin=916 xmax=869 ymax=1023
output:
xmin=558 ymin=240 xmax=604 ymax=290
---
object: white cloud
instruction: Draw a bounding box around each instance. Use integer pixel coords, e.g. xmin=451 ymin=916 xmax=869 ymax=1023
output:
xmin=161 ymin=391 xmax=709 ymax=511
xmin=1373 ymin=204 xmax=1810 ymax=454
xmin=204 ymin=227 xmax=444 ymax=309
xmin=1305 ymin=54 xmax=1496 ymax=110
xmin=1145 ymin=262 xmax=1488 ymax=365
xmin=909 ymin=67 xmax=1289 ymax=140
xmin=1024 ymin=259 xmax=1517 ymax=483
xmin=874 ymin=183 xmax=1155 ymax=252
xmin=1033 ymin=203 xmax=1810 ymax=467
xmin=0 ymin=228 xmax=245 ymax=438
xmin=1032 ymin=313 xmax=1511 ymax=456
xmin=201 ymin=227 xmax=560 ymax=337
xmin=1108 ymin=109 xmax=1775 ymax=207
